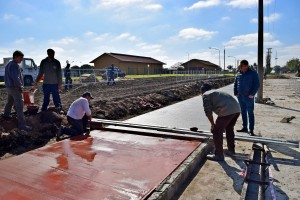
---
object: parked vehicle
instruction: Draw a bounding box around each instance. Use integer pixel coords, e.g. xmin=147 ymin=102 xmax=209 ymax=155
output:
xmin=101 ymin=67 xmax=126 ymax=80
xmin=0 ymin=57 xmax=39 ymax=86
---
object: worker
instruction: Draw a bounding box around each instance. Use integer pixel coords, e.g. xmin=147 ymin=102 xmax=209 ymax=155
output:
xmin=33 ymin=48 xmax=63 ymax=112
xmin=64 ymin=60 xmax=72 ymax=90
xmin=57 ymin=91 xmax=93 ymax=137
xmin=200 ymin=83 xmax=241 ymax=161
xmin=234 ymin=60 xmax=260 ymax=136
xmin=3 ymin=50 xmax=32 ymax=131
xmin=107 ymin=64 xmax=116 ymax=85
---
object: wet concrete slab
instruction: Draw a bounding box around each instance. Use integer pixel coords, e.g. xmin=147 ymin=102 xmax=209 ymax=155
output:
xmin=0 ymin=130 xmax=200 ymax=200
xmin=126 ymin=84 xmax=234 ymax=130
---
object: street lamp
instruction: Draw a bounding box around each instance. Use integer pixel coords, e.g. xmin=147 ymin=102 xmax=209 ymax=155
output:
xmin=147 ymin=64 xmax=150 ymax=76
xmin=228 ymin=55 xmax=237 ymax=69
xmin=209 ymin=47 xmax=221 ymax=70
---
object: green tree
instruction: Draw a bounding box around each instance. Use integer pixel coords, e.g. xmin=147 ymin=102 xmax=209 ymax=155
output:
xmin=285 ymin=58 xmax=300 ymax=72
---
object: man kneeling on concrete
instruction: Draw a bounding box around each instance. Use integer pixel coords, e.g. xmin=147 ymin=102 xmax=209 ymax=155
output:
xmin=200 ymin=83 xmax=240 ymax=161
xmin=58 ymin=92 xmax=93 ymax=137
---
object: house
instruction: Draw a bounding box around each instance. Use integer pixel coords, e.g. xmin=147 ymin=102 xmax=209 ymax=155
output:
xmin=181 ymin=59 xmax=221 ymax=71
xmin=90 ymin=53 xmax=166 ymax=75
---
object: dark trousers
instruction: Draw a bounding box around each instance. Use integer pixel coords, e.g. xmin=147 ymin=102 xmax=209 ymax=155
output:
xmin=64 ymin=115 xmax=88 ymax=136
xmin=64 ymin=77 xmax=72 ymax=90
xmin=107 ymin=74 xmax=115 ymax=85
xmin=4 ymin=88 xmax=26 ymax=128
xmin=212 ymin=112 xmax=240 ymax=156
xmin=42 ymin=84 xmax=62 ymax=111
xmin=238 ymin=96 xmax=255 ymax=131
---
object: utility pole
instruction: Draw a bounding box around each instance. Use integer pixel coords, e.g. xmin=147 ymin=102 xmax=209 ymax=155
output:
xmin=266 ymin=48 xmax=272 ymax=74
xmin=257 ymin=0 xmax=264 ymax=103
xmin=275 ymin=51 xmax=278 ymax=66
xmin=224 ymin=47 xmax=226 ymax=73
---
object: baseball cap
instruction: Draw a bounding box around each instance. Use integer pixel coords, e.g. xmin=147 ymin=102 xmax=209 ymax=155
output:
xmin=82 ymin=91 xmax=94 ymax=99
xmin=200 ymin=83 xmax=212 ymax=93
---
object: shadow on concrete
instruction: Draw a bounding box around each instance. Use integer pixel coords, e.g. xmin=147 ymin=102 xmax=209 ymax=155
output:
xmin=266 ymin=104 xmax=300 ymax=113
xmin=219 ymin=156 xmax=247 ymax=195
xmin=267 ymin=144 xmax=300 ymax=167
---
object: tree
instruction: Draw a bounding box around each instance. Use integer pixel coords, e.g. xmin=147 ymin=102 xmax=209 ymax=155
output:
xmin=227 ymin=65 xmax=233 ymax=70
xmin=284 ymin=58 xmax=300 ymax=72
xmin=273 ymin=65 xmax=281 ymax=74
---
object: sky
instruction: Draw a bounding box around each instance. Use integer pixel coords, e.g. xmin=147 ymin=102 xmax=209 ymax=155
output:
xmin=1 ymin=0 xmax=300 ymax=69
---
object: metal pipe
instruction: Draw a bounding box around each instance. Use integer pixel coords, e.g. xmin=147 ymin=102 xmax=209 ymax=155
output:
xmin=91 ymin=119 xmax=299 ymax=148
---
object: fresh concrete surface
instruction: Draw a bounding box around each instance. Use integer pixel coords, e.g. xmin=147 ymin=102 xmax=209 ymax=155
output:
xmin=127 ymin=79 xmax=300 ymax=200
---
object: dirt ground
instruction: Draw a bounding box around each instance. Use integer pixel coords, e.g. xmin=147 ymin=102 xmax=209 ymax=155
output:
xmin=0 ymin=76 xmax=234 ymax=159
xmin=178 ymin=77 xmax=300 ymax=200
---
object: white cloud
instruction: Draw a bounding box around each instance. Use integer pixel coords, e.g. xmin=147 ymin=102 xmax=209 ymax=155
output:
xmin=84 ymin=31 xmax=96 ymax=37
xmin=49 ymin=37 xmax=78 ymax=45
xmin=227 ymin=0 xmax=272 ymax=9
xmin=14 ymin=37 xmax=35 ymax=44
xmin=3 ymin=14 xmax=18 ymax=20
xmin=178 ymin=28 xmax=217 ymax=40
xmin=137 ymin=43 xmax=161 ymax=50
xmin=93 ymin=0 xmax=162 ymax=11
xmin=251 ymin=13 xmax=281 ymax=23
xmin=143 ymin=3 xmax=162 ymax=11
xmin=224 ymin=33 xmax=281 ymax=48
xmin=115 ymin=33 xmax=137 ymax=41
xmin=221 ymin=16 xmax=230 ymax=21
xmin=184 ymin=0 xmax=220 ymax=10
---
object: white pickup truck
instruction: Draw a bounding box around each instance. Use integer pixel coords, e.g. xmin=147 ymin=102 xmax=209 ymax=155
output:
xmin=0 ymin=57 xmax=39 ymax=86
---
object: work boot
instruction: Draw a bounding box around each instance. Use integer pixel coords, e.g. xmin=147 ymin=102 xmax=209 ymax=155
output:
xmin=249 ymin=130 xmax=255 ymax=136
xmin=2 ymin=115 xmax=13 ymax=120
xmin=224 ymin=149 xmax=235 ymax=157
xmin=206 ymin=154 xmax=224 ymax=161
xmin=56 ymin=125 xmax=65 ymax=138
xmin=237 ymin=128 xmax=248 ymax=133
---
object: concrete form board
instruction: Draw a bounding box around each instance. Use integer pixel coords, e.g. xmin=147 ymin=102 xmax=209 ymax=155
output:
xmin=0 ymin=130 xmax=200 ymax=200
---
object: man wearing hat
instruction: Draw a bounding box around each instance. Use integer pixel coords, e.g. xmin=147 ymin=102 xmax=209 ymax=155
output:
xmin=200 ymin=83 xmax=240 ymax=161
xmin=58 ymin=91 xmax=94 ymax=137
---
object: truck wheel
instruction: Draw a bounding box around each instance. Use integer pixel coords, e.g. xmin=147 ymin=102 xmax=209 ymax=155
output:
xmin=24 ymin=76 xmax=33 ymax=86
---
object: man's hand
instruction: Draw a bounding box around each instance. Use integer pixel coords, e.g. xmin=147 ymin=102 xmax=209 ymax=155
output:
xmin=87 ymin=115 xmax=92 ymax=121
xmin=58 ymin=84 xmax=62 ymax=90
xmin=248 ymin=95 xmax=254 ymax=99
xmin=210 ymin=124 xmax=215 ymax=132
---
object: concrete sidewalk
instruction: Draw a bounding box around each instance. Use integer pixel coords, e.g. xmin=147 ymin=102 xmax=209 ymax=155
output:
xmin=127 ymin=79 xmax=300 ymax=200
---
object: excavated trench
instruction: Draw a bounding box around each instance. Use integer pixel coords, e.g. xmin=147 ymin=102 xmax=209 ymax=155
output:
xmin=0 ymin=77 xmax=234 ymax=159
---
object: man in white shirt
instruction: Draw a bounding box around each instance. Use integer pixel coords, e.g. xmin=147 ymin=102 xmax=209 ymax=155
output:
xmin=58 ymin=92 xmax=93 ymax=137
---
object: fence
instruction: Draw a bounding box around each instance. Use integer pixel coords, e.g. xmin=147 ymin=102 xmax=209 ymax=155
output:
xmin=289 ymin=77 xmax=300 ymax=93
xmin=174 ymin=70 xmax=226 ymax=82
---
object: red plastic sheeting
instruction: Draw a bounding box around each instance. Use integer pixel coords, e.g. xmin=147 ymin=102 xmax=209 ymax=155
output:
xmin=0 ymin=130 xmax=200 ymax=200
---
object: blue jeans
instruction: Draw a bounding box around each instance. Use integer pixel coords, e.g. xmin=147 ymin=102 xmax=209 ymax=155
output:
xmin=42 ymin=84 xmax=62 ymax=111
xmin=63 ymin=115 xmax=88 ymax=136
xmin=238 ymin=95 xmax=255 ymax=131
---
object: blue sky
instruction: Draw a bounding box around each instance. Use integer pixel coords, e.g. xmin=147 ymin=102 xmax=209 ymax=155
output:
xmin=1 ymin=0 xmax=299 ymax=69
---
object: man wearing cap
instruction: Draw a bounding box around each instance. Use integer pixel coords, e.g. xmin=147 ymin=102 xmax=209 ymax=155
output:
xmin=200 ymin=83 xmax=240 ymax=161
xmin=58 ymin=92 xmax=94 ymax=137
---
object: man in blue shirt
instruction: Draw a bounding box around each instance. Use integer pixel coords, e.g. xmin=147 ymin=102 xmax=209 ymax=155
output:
xmin=234 ymin=60 xmax=260 ymax=136
xmin=3 ymin=50 xmax=32 ymax=131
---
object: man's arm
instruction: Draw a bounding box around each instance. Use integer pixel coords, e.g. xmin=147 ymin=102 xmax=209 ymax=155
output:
xmin=57 ymin=60 xmax=62 ymax=90
xmin=34 ymin=60 xmax=44 ymax=86
xmin=202 ymin=95 xmax=215 ymax=131
xmin=249 ymin=71 xmax=260 ymax=98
